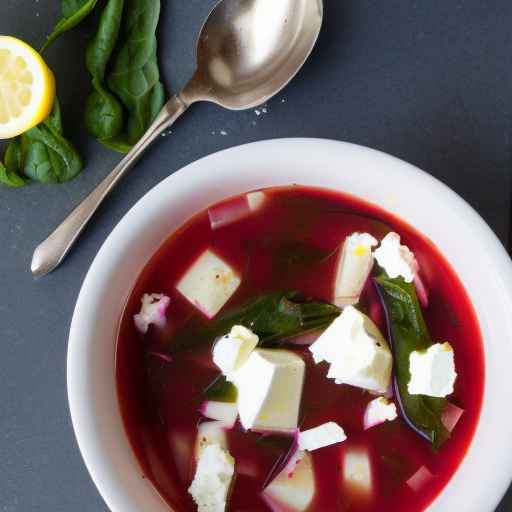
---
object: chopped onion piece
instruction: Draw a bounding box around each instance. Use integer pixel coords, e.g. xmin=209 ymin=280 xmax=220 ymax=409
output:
xmin=414 ymin=273 xmax=429 ymax=309
xmin=133 ymin=293 xmax=170 ymax=334
xmin=406 ymin=466 xmax=435 ymax=492
xmin=363 ymin=397 xmax=397 ymax=430
xmin=441 ymin=402 xmax=464 ymax=433
xmin=200 ymin=401 xmax=238 ymax=428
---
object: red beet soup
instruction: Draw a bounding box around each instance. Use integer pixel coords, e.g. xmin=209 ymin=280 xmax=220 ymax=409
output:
xmin=116 ymin=185 xmax=484 ymax=512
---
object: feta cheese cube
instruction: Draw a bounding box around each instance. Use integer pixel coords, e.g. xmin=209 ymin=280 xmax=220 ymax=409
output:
xmin=212 ymin=325 xmax=259 ymax=380
xmin=363 ymin=397 xmax=397 ymax=430
xmin=334 ymin=232 xmax=378 ymax=307
xmin=408 ymin=342 xmax=457 ymax=397
xmin=195 ymin=421 xmax=228 ymax=460
xmin=262 ymin=451 xmax=315 ymax=512
xmin=200 ymin=401 xmax=239 ymax=428
xmin=373 ymin=232 xmax=419 ymax=282
xmin=176 ymin=250 xmax=241 ymax=318
xmin=233 ymin=349 xmax=305 ymax=433
xmin=188 ymin=443 xmax=235 ymax=512
xmin=343 ymin=448 xmax=373 ymax=497
xmin=133 ymin=293 xmax=170 ymax=334
xmin=298 ymin=422 xmax=347 ymax=452
xmin=310 ymin=306 xmax=392 ymax=394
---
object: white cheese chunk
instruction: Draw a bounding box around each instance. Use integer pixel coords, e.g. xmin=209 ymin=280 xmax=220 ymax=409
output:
xmin=334 ymin=232 xmax=378 ymax=307
xmin=373 ymin=232 xmax=419 ymax=282
xmin=363 ymin=397 xmax=397 ymax=430
xmin=212 ymin=325 xmax=259 ymax=381
xmin=201 ymin=401 xmax=238 ymax=428
xmin=195 ymin=421 xmax=228 ymax=460
xmin=188 ymin=443 xmax=235 ymax=512
xmin=310 ymin=306 xmax=392 ymax=394
xmin=262 ymin=451 xmax=315 ymax=512
xmin=343 ymin=448 xmax=373 ymax=497
xmin=233 ymin=349 xmax=305 ymax=433
xmin=176 ymin=249 xmax=241 ymax=318
xmin=133 ymin=293 xmax=170 ymax=334
xmin=298 ymin=422 xmax=347 ymax=452
xmin=408 ymin=342 xmax=457 ymax=397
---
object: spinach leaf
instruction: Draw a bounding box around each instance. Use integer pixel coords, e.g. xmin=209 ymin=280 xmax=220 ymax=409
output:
xmin=209 ymin=291 xmax=340 ymax=347
xmin=0 ymin=163 xmax=25 ymax=188
xmin=203 ymin=375 xmax=238 ymax=403
xmin=42 ymin=0 xmax=100 ymax=52
xmin=106 ymin=0 xmax=165 ymax=148
xmin=17 ymin=101 xmax=83 ymax=184
xmin=375 ymin=271 xmax=449 ymax=449
xmin=84 ymin=0 xmax=125 ymax=141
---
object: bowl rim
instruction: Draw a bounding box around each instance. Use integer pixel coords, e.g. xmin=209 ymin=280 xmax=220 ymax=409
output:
xmin=68 ymin=138 xmax=512 ymax=512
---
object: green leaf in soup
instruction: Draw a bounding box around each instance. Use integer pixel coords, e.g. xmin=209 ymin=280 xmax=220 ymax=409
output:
xmin=84 ymin=0 xmax=125 ymax=140
xmin=42 ymin=0 xmax=100 ymax=52
xmin=0 ymin=160 xmax=27 ymax=188
xmin=203 ymin=375 xmax=238 ymax=403
xmin=107 ymin=0 xmax=165 ymax=146
xmin=375 ymin=271 xmax=449 ymax=450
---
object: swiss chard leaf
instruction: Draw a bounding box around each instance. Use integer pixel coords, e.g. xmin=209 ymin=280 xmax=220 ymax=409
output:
xmin=375 ymin=272 xmax=449 ymax=450
xmin=42 ymin=0 xmax=100 ymax=52
xmin=84 ymin=0 xmax=125 ymax=141
xmin=107 ymin=0 xmax=165 ymax=147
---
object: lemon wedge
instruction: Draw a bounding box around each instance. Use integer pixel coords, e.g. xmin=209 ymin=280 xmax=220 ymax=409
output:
xmin=0 ymin=36 xmax=55 ymax=139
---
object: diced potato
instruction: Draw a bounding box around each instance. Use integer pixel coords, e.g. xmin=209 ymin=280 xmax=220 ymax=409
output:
xmin=342 ymin=448 xmax=373 ymax=498
xmin=406 ymin=466 xmax=434 ymax=492
xmin=176 ymin=249 xmax=241 ymax=318
xmin=262 ymin=451 xmax=315 ymax=512
xmin=201 ymin=401 xmax=238 ymax=428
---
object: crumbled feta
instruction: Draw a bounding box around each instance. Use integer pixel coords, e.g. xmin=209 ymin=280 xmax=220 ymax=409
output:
xmin=334 ymin=232 xmax=378 ymax=307
xmin=309 ymin=306 xmax=392 ymax=394
xmin=343 ymin=448 xmax=373 ymax=497
xmin=188 ymin=443 xmax=235 ymax=512
xmin=212 ymin=325 xmax=259 ymax=381
xmin=298 ymin=422 xmax=347 ymax=452
xmin=200 ymin=401 xmax=238 ymax=428
xmin=363 ymin=397 xmax=397 ymax=430
xmin=176 ymin=249 xmax=241 ymax=318
xmin=262 ymin=451 xmax=315 ymax=512
xmin=133 ymin=293 xmax=170 ymax=334
xmin=233 ymin=349 xmax=305 ymax=433
xmin=195 ymin=421 xmax=228 ymax=460
xmin=373 ymin=232 xmax=419 ymax=282
xmin=408 ymin=342 xmax=457 ymax=397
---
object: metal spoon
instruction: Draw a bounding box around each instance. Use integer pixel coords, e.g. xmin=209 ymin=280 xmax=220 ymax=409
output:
xmin=31 ymin=0 xmax=323 ymax=276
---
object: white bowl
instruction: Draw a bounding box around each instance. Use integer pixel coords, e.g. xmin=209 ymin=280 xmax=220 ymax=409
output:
xmin=68 ymin=138 xmax=512 ymax=512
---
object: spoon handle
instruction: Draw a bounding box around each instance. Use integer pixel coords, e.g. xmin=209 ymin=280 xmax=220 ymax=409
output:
xmin=31 ymin=95 xmax=188 ymax=277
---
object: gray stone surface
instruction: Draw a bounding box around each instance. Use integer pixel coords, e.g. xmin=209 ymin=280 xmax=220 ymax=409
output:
xmin=0 ymin=1 xmax=510 ymax=510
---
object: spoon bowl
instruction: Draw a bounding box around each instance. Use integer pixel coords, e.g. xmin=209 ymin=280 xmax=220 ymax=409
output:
xmin=188 ymin=0 xmax=324 ymax=109
xmin=31 ymin=0 xmax=324 ymax=276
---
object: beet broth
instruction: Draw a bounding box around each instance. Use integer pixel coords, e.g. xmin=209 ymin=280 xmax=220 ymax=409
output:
xmin=116 ymin=186 xmax=484 ymax=511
